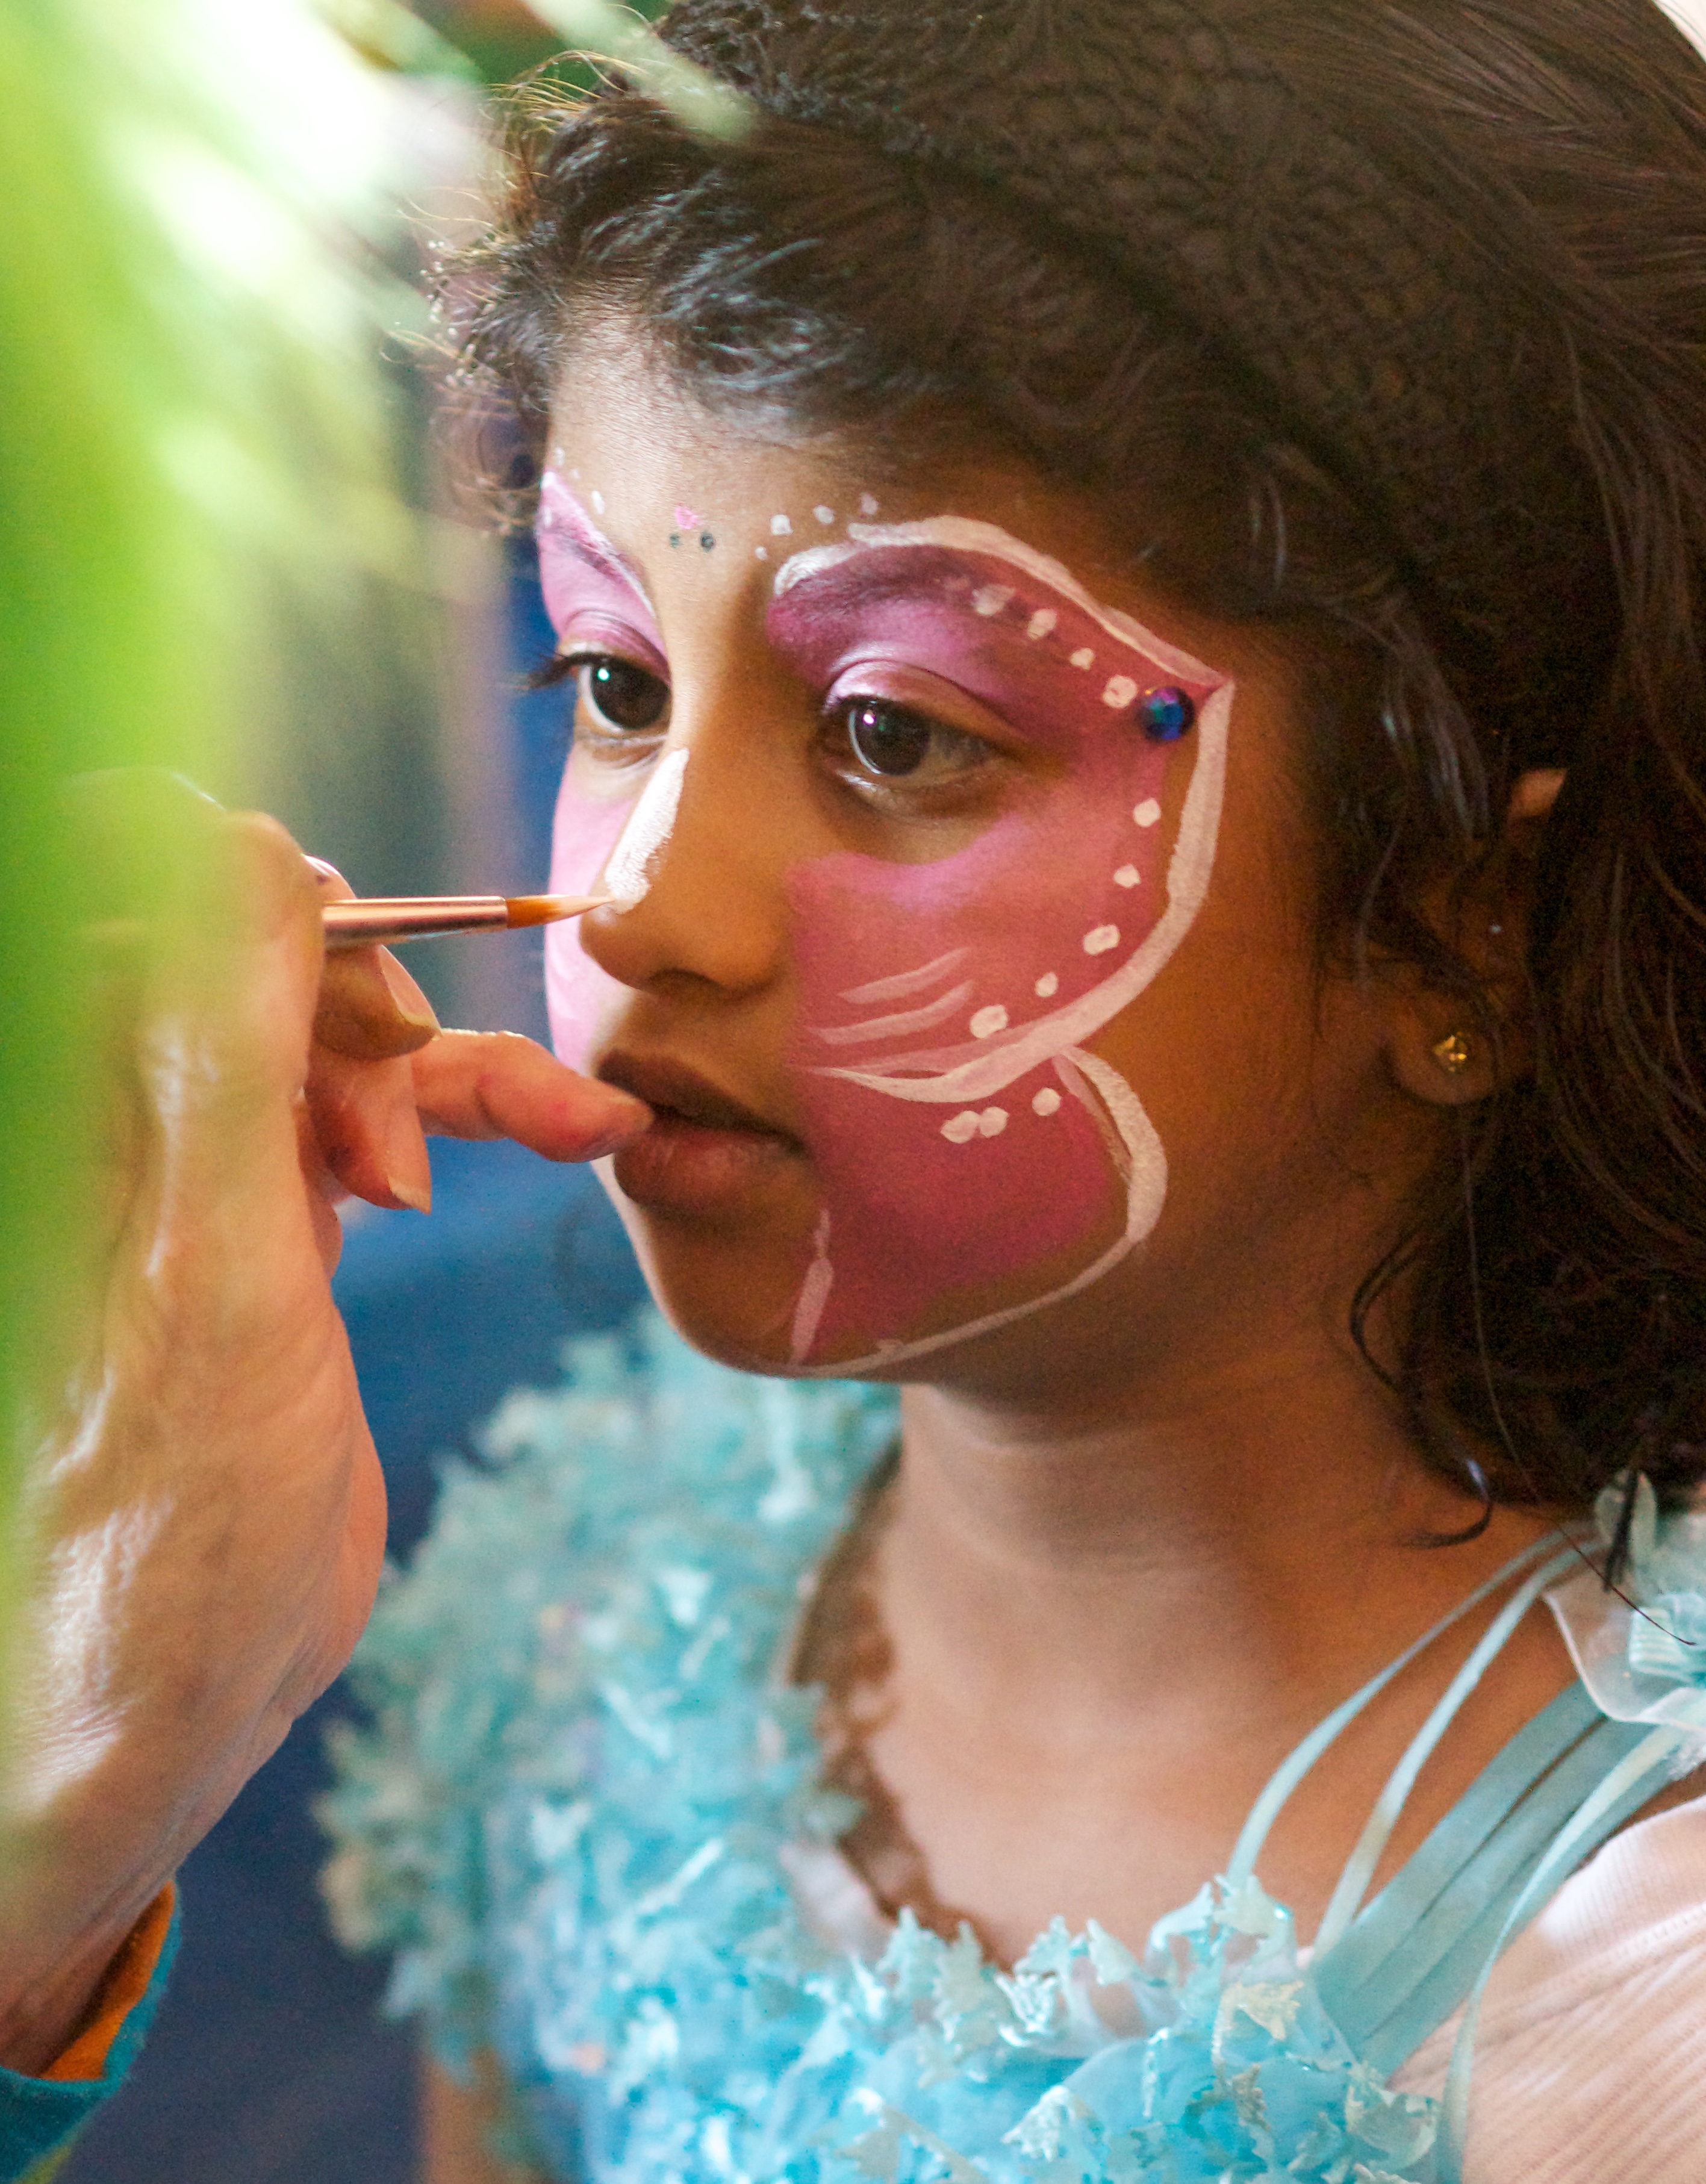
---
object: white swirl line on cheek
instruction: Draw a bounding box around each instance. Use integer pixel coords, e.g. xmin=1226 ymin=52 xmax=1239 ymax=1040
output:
xmin=839 ymin=948 xmax=971 ymax=1006
xmin=789 ymin=1210 xmax=836 ymax=1366
xmin=812 ymin=982 xmax=975 ymax=1047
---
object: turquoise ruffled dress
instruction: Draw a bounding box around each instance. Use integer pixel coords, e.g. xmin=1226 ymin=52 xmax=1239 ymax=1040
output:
xmin=319 ymin=1318 xmax=1705 ymax=2184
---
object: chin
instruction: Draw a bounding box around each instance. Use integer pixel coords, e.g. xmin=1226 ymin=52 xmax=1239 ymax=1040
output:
xmin=595 ymin=1159 xmax=827 ymax=1378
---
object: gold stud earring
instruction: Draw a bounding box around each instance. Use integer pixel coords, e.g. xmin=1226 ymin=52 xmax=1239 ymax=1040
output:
xmin=1432 ymin=1031 xmax=1472 ymax=1075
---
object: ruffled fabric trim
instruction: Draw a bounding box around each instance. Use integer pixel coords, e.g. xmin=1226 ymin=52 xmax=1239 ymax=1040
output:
xmin=320 ymin=1317 xmax=1440 ymax=2182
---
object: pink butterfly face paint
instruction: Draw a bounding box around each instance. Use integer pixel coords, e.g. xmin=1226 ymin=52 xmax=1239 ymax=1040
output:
xmin=538 ymin=477 xmax=1231 ymax=1376
xmin=768 ymin=520 xmax=1230 ymax=1369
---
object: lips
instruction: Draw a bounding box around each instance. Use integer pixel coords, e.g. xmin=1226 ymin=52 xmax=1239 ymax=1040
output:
xmin=597 ymin=1052 xmax=802 ymax=1216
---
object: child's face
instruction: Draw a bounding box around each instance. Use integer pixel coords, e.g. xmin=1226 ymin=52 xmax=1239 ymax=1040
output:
xmin=541 ymin=331 xmax=1418 ymax=1395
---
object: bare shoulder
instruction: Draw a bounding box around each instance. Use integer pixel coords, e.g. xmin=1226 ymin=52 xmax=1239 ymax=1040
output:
xmin=423 ymin=2053 xmax=547 ymax=2184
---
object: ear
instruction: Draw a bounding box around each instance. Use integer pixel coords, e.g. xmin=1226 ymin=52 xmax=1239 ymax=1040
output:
xmin=1384 ymin=768 xmax=1564 ymax=1108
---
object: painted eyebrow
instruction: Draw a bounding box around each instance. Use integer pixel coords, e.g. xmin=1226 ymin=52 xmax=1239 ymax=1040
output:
xmin=771 ymin=557 xmax=945 ymax=614
xmin=537 ymin=478 xmax=659 ymax=619
xmin=773 ymin=515 xmax=1221 ymax=686
xmin=544 ymin=527 xmax=654 ymax=608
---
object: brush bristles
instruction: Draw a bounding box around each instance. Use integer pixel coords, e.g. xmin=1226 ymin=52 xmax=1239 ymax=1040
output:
xmin=503 ymin=892 xmax=609 ymax=928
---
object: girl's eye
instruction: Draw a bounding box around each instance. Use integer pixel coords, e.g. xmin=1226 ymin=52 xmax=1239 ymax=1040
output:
xmin=831 ymin=698 xmax=988 ymax=787
xmin=574 ymin=655 xmax=669 ymax=734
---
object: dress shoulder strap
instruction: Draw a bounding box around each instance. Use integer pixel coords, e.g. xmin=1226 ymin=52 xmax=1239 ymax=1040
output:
xmin=1222 ymin=1535 xmax=1566 ymax=1893
xmin=1228 ymin=1531 xmax=1688 ymax=2182
xmin=1311 ymin=1681 xmax=1655 ymax=2071
xmin=1270 ymin=1538 xmax=1691 ymax=2184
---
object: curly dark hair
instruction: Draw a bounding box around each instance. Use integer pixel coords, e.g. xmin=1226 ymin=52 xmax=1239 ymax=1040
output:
xmin=446 ymin=0 xmax=1706 ymax=1522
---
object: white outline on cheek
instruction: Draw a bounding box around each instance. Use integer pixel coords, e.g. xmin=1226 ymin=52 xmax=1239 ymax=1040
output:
xmin=605 ymin=746 xmax=688 ymax=907
xmin=789 ymin=1210 xmax=836 ymax=1364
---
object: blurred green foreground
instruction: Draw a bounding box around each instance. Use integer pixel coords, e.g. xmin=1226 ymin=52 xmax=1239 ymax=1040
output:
xmin=0 ymin=0 xmax=420 ymax=1650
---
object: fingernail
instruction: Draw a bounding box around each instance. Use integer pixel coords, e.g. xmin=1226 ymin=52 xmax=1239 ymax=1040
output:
xmin=583 ymin=1095 xmax=653 ymax=1159
xmin=387 ymin=1169 xmax=432 ymax=1213
xmin=378 ymin=952 xmax=441 ymax=1035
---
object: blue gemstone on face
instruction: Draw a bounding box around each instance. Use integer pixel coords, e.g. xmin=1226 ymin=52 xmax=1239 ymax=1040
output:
xmin=1139 ymin=685 xmax=1195 ymax=740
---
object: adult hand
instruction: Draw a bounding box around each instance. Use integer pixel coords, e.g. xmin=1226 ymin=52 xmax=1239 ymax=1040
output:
xmin=0 ymin=783 xmax=647 ymax=2074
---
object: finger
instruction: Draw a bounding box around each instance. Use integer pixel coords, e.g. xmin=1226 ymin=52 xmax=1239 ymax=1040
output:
xmin=411 ymin=1030 xmax=652 ymax=1160
xmin=316 ymin=947 xmax=441 ymax=1062
xmin=305 ymin=1043 xmax=433 ymax=1212
xmin=303 ymin=857 xmax=440 ymax=1061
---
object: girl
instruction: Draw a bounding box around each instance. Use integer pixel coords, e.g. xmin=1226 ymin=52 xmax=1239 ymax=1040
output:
xmin=322 ymin=3 xmax=1706 ymax=2180
xmin=7 ymin=4 xmax=1706 ymax=2183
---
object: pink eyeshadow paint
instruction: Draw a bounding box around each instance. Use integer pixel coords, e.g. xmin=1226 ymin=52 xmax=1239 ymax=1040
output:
xmin=768 ymin=517 xmax=1231 ymax=1370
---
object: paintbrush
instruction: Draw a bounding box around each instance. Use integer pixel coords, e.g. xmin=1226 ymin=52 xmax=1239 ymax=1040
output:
xmin=322 ymin=891 xmax=610 ymax=951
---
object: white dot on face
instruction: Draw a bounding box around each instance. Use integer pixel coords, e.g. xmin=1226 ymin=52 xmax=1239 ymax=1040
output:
xmin=591 ymin=489 xmax=606 ymax=515
xmin=1027 ymin=608 xmax=1057 ymax=641
xmin=1032 ymin=1086 xmax=1063 ymax=1117
xmin=1035 ymin=971 xmax=1059 ymax=998
xmin=1113 ymin=863 xmax=1139 ymax=888
xmin=771 ymin=514 xmax=792 ymax=536
xmin=979 ymin=1107 xmax=1009 ymax=1138
xmin=969 ymin=1004 xmax=1009 ymax=1039
xmin=1070 ymin=647 xmax=1095 ymax=669
xmin=755 ymin=545 xmax=769 ymax=560
xmin=814 ymin=505 xmax=836 ymax=525
xmin=1084 ymin=924 xmax=1120 ymax=954
xmin=942 ymin=1110 xmax=981 ymax=1144
xmin=1102 ymin=674 xmax=1139 ymax=709
xmin=859 ymin=493 xmax=880 ymax=515
xmin=1133 ymin=798 xmax=1162 ymax=828
xmin=972 ymin=583 xmax=1015 ymax=618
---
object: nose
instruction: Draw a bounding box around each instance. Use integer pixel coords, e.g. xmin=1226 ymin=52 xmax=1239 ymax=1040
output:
xmin=577 ymin=721 xmax=795 ymax=1003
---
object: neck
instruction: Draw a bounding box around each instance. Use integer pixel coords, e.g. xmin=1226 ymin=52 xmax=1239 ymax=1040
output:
xmin=892 ymin=1331 xmax=1560 ymax=1750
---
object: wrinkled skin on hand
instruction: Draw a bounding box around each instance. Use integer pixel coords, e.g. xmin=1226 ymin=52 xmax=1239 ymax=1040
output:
xmin=0 ymin=779 xmax=649 ymax=2073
